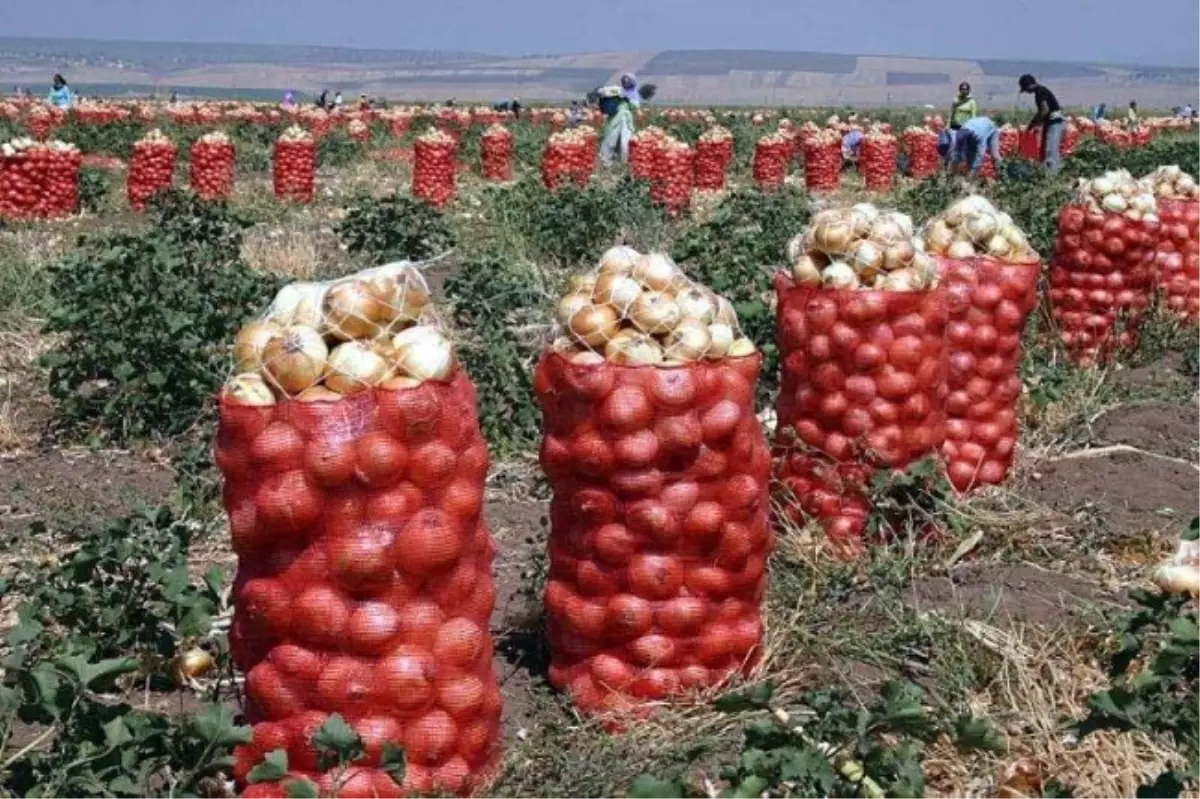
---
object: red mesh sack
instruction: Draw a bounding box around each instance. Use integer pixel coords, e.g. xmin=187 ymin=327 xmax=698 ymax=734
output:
xmin=413 ymin=129 xmax=457 ymax=207
xmin=937 ymin=257 xmax=1039 ymax=491
xmin=273 ymin=127 xmax=316 ymax=204
xmin=573 ymin=127 xmax=598 ymax=185
xmin=753 ymin=133 xmax=790 ymax=190
xmin=1017 ymin=130 xmax=1041 ymax=160
xmin=1156 ymin=197 xmax=1200 ymax=322
xmin=652 ymin=139 xmax=693 ymax=215
xmin=347 ymin=119 xmax=372 ymax=143
xmin=539 ymin=249 xmax=769 ymax=718
xmin=127 ymin=130 xmax=177 ymax=211
xmin=629 ymin=131 xmax=661 ymax=181
xmin=1049 ymin=200 xmax=1156 ymax=366
xmin=859 ymin=131 xmax=897 ymax=191
xmin=304 ymin=110 xmax=333 ymax=139
xmin=0 ymin=143 xmax=43 ymax=219
xmin=1133 ymin=128 xmax=1152 ymax=147
xmin=480 ymin=124 xmax=513 ymax=182
xmin=694 ymin=126 xmax=732 ymax=191
xmin=1062 ymin=124 xmax=1080 ymax=158
xmin=220 ymin=265 xmax=500 ymax=798
xmin=801 ymin=133 xmax=841 ymax=191
xmin=39 ymin=142 xmax=82 ymax=218
xmin=541 ymin=134 xmax=575 ymax=189
xmin=388 ymin=111 xmax=414 ymax=137
xmin=25 ymin=105 xmax=64 ymax=140
xmin=998 ymin=127 xmax=1019 ymax=158
xmin=901 ymin=128 xmax=940 ymax=179
xmin=189 ymin=133 xmax=236 ymax=201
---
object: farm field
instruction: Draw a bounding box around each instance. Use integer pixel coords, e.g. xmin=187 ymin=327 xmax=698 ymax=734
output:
xmin=0 ymin=103 xmax=1197 ymax=798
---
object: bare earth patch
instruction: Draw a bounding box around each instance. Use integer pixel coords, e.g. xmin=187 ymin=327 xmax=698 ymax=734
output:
xmin=1091 ymin=401 xmax=1199 ymax=460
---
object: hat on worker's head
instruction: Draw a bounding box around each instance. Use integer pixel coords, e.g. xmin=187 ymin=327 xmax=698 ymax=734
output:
xmin=598 ymin=85 xmax=622 ymax=99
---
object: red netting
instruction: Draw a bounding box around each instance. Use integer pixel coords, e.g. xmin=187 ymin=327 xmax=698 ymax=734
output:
xmin=1155 ymin=198 xmax=1200 ymax=323
xmin=1062 ymin=125 xmax=1080 ymax=158
xmin=773 ymin=274 xmax=948 ymax=554
xmin=651 ymin=143 xmax=693 ymax=215
xmin=389 ymin=114 xmax=413 ymax=138
xmin=0 ymin=144 xmax=82 ymax=220
xmin=542 ymin=141 xmax=578 ymax=189
xmin=902 ymin=129 xmax=940 ymax=179
xmin=858 ymin=135 xmax=897 ymax=191
xmin=629 ymin=137 xmax=659 ymax=181
xmin=273 ymin=139 xmax=316 ymax=204
xmin=534 ymin=351 xmax=772 ymax=719
xmin=1049 ymin=203 xmax=1157 ymax=365
xmin=219 ymin=373 xmax=500 ymax=798
xmin=753 ymin=137 xmax=789 ymax=190
xmin=936 ymin=257 xmax=1039 ymax=492
xmin=998 ymin=129 xmax=1019 ymax=159
xmin=413 ymin=136 xmax=457 ymax=207
xmin=801 ymin=138 xmax=841 ymax=192
xmin=1017 ymin=130 xmax=1041 ymax=160
xmin=693 ymin=139 xmax=728 ymax=191
xmin=189 ymin=139 xmax=236 ymax=201
xmin=480 ymin=127 xmax=513 ymax=182
xmin=128 ymin=138 xmax=177 ymax=211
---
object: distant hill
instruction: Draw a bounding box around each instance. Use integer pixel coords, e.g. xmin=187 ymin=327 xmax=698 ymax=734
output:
xmin=2 ymin=37 xmax=1195 ymax=108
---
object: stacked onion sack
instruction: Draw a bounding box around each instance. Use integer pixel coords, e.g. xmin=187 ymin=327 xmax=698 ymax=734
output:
xmin=858 ymin=128 xmax=897 ymax=191
xmin=413 ymin=128 xmax=458 ymax=207
xmin=38 ymin=140 xmax=83 ymax=218
xmin=219 ymin=264 xmax=500 ymax=797
xmin=920 ymin=196 xmax=1040 ymax=492
xmin=651 ymin=138 xmax=694 ymax=214
xmin=802 ymin=128 xmax=841 ymax=191
xmin=535 ymin=247 xmax=771 ymax=719
xmin=189 ymin=131 xmax=236 ymax=201
xmin=753 ymin=131 xmax=791 ymax=190
xmin=0 ymin=138 xmax=81 ymax=219
xmin=694 ymin=126 xmax=732 ymax=190
xmin=273 ymin=125 xmax=316 ymax=204
xmin=774 ymin=205 xmax=947 ymax=555
xmin=542 ymin=128 xmax=593 ymax=189
xmin=479 ymin=124 xmax=513 ymax=182
xmin=347 ymin=118 xmax=371 ymax=143
xmin=1049 ymin=170 xmax=1159 ymax=365
xmin=1142 ymin=166 xmax=1199 ymax=323
xmin=127 ymin=128 xmax=177 ymax=211
xmin=902 ymin=127 xmax=940 ymax=179
xmin=629 ymin=127 xmax=665 ymax=181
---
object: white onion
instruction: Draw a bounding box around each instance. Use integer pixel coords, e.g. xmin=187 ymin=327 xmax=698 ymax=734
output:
xmin=325 ymin=340 xmax=390 ymax=394
xmin=1102 ymin=193 xmax=1127 ymax=213
xmin=793 ymin=254 xmax=823 ymax=285
xmin=707 ymin=323 xmax=735 ymax=358
xmin=880 ymin=268 xmax=922 ymax=291
xmin=1091 ymin=176 xmax=1116 ymax=196
xmin=593 ymin=273 xmax=643 ymax=312
xmin=728 ymin=337 xmax=757 ymax=357
xmin=882 ymin=240 xmax=915 ymax=271
xmin=223 ymin=373 xmax=276 ymax=406
xmin=947 ymin=240 xmax=977 ymax=259
xmin=632 ymin=252 xmax=679 ymax=291
xmin=268 ymin=281 xmax=328 ymax=329
xmin=870 ymin=218 xmax=905 ymax=243
xmin=883 ymin=211 xmax=914 ymax=238
xmin=605 ymin=332 xmax=664 ymax=365
xmin=821 ymin=262 xmax=859 ymax=288
xmin=664 ymin=319 xmax=712 ymax=360
xmin=233 ymin=320 xmax=282 ymax=373
xmin=394 ymin=326 xmax=455 ymax=381
xmin=261 ymin=325 xmax=328 ymax=396
xmin=848 ymin=240 xmax=883 ymax=275
xmin=965 ymin=212 xmax=999 ymax=242
xmin=675 ymin=287 xmax=717 ymax=323
xmin=985 ymin=234 xmax=1013 ymax=258
xmin=629 ymin=291 xmax=681 ymax=334
xmin=597 ymin=245 xmax=641 ymax=274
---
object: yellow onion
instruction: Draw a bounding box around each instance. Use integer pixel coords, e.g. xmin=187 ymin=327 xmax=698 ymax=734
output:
xmin=605 ymin=331 xmax=664 ymax=365
xmin=848 ymin=239 xmax=884 ymax=276
xmin=707 ymin=323 xmax=735 ymax=358
xmin=985 ymin=234 xmax=1013 ymax=259
xmin=923 ymin=220 xmax=955 ymax=254
xmin=569 ymin=349 xmax=607 ymax=365
xmin=324 ymin=280 xmax=391 ymax=340
xmin=883 ymin=211 xmax=914 ymax=238
xmin=728 ymin=337 xmax=757 ymax=357
xmin=598 ymin=245 xmax=641 ymax=274
xmin=296 ymin=385 xmax=342 ymax=402
xmin=793 ymin=254 xmax=822 ymax=286
xmin=812 ymin=217 xmax=854 ymax=254
xmin=593 ymin=273 xmax=643 ymax=312
xmin=568 ymin=303 xmax=620 ymax=347
xmin=261 ymin=325 xmax=329 ymax=396
xmin=632 ymin=252 xmax=679 ymax=291
xmin=267 ymin=281 xmax=327 ymax=329
xmin=629 ymin=291 xmax=681 ymax=334
xmin=714 ymin=295 xmax=738 ymax=326
xmin=567 ymin=273 xmax=598 ymax=294
xmin=223 ymin=373 xmax=276 ymax=406
xmin=785 ymin=233 xmax=806 ymax=264
xmin=233 ymin=320 xmax=282 ymax=373
xmin=325 ymin=340 xmax=390 ymax=394
xmin=870 ymin=218 xmax=905 ymax=243
xmin=965 ymin=212 xmax=999 ymax=242
xmin=664 ymin=319 xmax=712 ymax=361
xmin=675 ymin=287 xmax=717 ymax=323
xmin=821 ymin=262 xmax=859 ymax=289
xmin=556 ymin=291 xmax=593 ymax=326
xmin=880 ymin=268 xmax=923 ymax=291
xmin=947 ymin=240 xmax=977 ymax=259
xmin=393 ymin=326 xmax=455 ymax=381
xmin=882 ymin=239 xmax=915 ymax=271
xmin=170 ymin=648 xmax=215 ymax=685
xmin=379 ymin=375 xmax=423 ymax=391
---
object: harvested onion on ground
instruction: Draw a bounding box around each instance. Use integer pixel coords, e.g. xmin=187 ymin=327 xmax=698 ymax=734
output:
xmin=919 ymin=194 xmax=1039 ymax=263
xmin=224 ymin=262 xmax=457 ymax=403
xmin=552 ymin=246 xmax=754 ymax=364
xmin=784 ymin=203 xmax=935 ymax=290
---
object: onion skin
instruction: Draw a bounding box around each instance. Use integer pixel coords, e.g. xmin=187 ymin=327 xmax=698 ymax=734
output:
xmin=261 ymin=325 xmax=328 ymax=397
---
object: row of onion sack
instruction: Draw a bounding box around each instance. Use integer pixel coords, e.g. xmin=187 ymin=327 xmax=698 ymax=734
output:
xmin=0 ymin=137 xmax=82 ymax=219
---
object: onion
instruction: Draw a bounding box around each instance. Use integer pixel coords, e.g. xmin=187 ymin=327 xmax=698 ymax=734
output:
xmin=223 ymin=373 xmax=276 ymax=406
xmin=568 ymin=303 xmax=620 ymax=347
xmin=947 ymin=240 xmax=976 ymax=259
xmin=812 ymin=217 xmax=854 ymax=254
xmin=268 ymin=281 xmax=328 ymax=329
xmin=880 ymin=268 xmax=922 ymax=291
xmin=629 ymin=291 xmax=681 ymax=334
xmin=326 ymin=341 xmax=390 ymax=394
xmin=923 ymin=220 xmax=954 ymax=254
xmin=728 ymin=337 xmax=757 ymax=357
xmin=605 ymin=332 xmax=664 ymax=365
xmin=985 ymin=234 xmax=1013 ymax=259
xmin=632 ymin=252 xmax=679 ymax=291
xmin=675 ymin=287 xmax=717 ymax=323
xmin=911 ymin=251 xmax=937 ymax=285
xmin=882 ymin=240 xmax=915 ymax=271
xmin=593 ymin=273 xmax=643 ymax=312
xmin=297 ymin=385 xmax=342 ymax=401
xmin=324 ymin=280 xmax=391 ymax=340
xmin=598 ymin=245 xmax=641 ymax=274
xmin=170 ymin=648 xmax=215 ymax=684
xmin=851 ymin=202 xmax=880 ymax=223
xmin=883 ymin=211 xmax=914 ymax=237
xmin=1091 ymin=176 xmax=1115 ymax=196
xmin=233 ymin=320 xmax=282 ymax=373
xmin=965 ymin=212 xmax=999 ymax=242
xmin=568 ymin=350 xmax=607 ymax=365
xmin=393 ymin=326 xmax=455 ymax=381
xmin=567 ymin=273 xmax=598 ymax=294
xmin=261 ymin=325 xmax=328 ymax=396
xmin=714 ymin=296 xmax=738 ymax=326
xmin=707 ymin=323 xmax=734 ymax=358
xmin=870 ymin=218 xmax=905 ymax=243
xmin=664 ymin=319 xmax=712 ymax=360
xmin=1101 ymin=193 xmax=1127 ymax=213
xmin=793 ymin=254 xmax=822 ymax=286
xmin=380 ymin=375 xmax=423 ymax=390
xmin=821 ymin=262 xmax=859 ymax=289
xmin=556 ymin=291 xmax=593 ymax=326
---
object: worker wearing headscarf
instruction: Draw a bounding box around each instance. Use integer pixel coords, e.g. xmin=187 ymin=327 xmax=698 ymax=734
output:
xmin=598 ymin=85 xmax=635 ymax=166
xmin=620 ymin=74 xmax=640 ymax=107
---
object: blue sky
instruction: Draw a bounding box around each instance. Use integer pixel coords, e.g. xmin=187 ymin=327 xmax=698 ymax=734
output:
xmin=1 ymin=0 xmax=1197 ymax=66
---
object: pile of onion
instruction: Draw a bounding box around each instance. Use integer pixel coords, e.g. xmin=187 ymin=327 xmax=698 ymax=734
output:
xmin=785 ymin=203 xmax=935 ymax=291
xmin=1075 ymin=169 xmax=1159 ymax=223
xmin=1141 ymin=165 xmax=1198 ymax=200
xmin=279 ymin=124 xmax=313 ymax=143
xmin=698 ymin=125 xmax=732 ymax=143
xmin=919 ymin=195 xmax=1038 ymax=263
xmin=224 ymin=264 xmax=457 ymax=404
xmin=551 ymin=247 xmax=756 ymax=366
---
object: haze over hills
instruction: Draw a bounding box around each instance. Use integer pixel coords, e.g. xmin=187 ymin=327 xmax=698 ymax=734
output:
xmin=1 ymin=36 xmax=1196 ymax=108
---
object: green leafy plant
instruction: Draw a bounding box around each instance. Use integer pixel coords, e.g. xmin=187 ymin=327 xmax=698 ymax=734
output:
xmin=337 ymin=192 xmax=456 ymax=263
xmin=40 ymin=192 xmax=279 ymax=443
xmin=631 ymin=680 xmax=1004 ymax=798
xmin=77 ymin=166 xmax=115 ymax=214
xmin=866 ymin=456 xmax=966 ymax=543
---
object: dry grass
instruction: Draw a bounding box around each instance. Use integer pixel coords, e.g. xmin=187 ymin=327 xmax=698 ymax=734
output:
xmin=240 ymin=222 xmax=338 ymax=280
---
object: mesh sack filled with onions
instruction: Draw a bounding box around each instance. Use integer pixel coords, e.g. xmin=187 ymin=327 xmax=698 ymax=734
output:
xmin=1141 ymin=166 xmax=1199 ymax=323
xmin=218 ymin=262 xmax=501 ymax=796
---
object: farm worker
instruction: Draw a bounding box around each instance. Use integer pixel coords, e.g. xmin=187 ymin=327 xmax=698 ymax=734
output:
xmin=598 ymin=85 xmax=635 ymax=166
xmin=1091 ymin=103 xmax=1107 ymax=121
xmin=47 ymin=74 xmax=73 ymax=110
xmin=567 ymin=100 xmax=583 ymax=128
xmin=841 ymin=126 xmax=864 ymax=166
xmin=1018 ymin=74 xmax=1064 ymax=174
xmin=948 ymin=82 xmax=977 ymax=130
xmin=282 ymin=91 xmax=296 ymax=109
xmin=359 ymin=94 xmax=370 ymax=111
xmin=333 ymin=91 xmax=344 ymax=110
xmin=620 ymin=74 xmax=641 ymax=107
xmin=510 ymin=98 xmax=522 ymax=118
xmin=1126 ymin=100 xmax=1139 ymax=127
xmin=169 ymin=90 xmax=179 ymax=104
xmin=948 ymin=116 xmax=1002 ymax=176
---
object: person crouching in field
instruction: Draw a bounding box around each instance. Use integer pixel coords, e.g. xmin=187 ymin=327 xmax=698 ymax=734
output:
xmin=945 ymin=116 xmax=1002 ymax=177
xmin=598 ymin=85 xmax=635 ymax=166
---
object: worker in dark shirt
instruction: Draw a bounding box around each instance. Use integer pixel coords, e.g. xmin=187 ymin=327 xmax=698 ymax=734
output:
xmin=1018 ymin=74 xmax=1065 ymax=174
